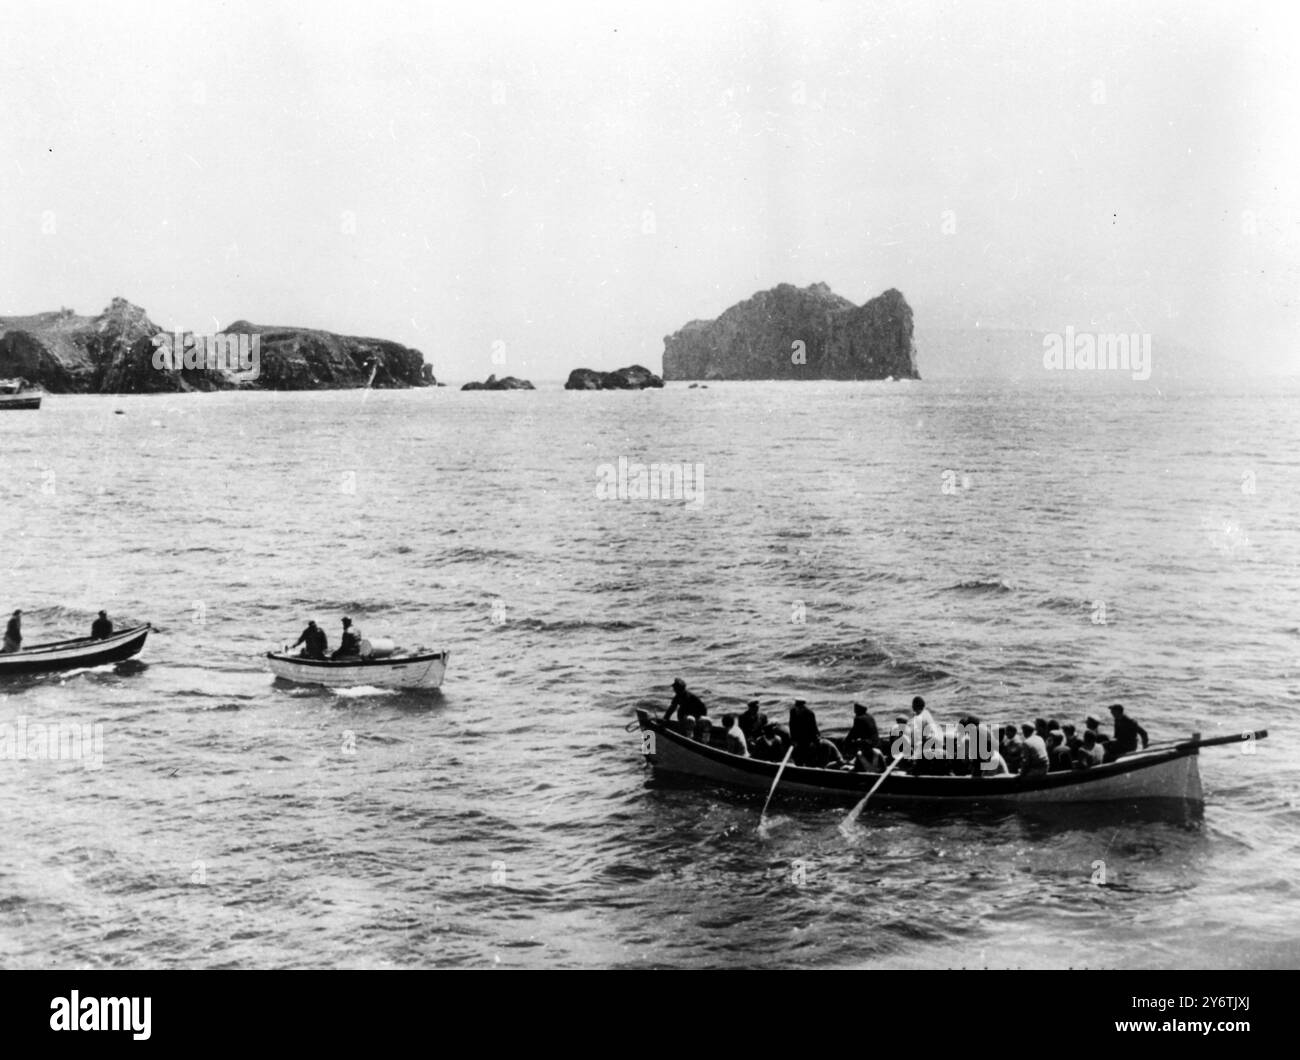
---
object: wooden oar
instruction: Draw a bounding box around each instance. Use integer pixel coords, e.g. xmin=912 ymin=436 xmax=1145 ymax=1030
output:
xmin=1172 ymin=729 xmax=1267 ymax=752
xmin=758 ymin=746 xmax=794 ymax=831
xmin=1133 ymin=730 xmax=1268 ymax=754
xmin=840 ymin=753 xmax=904 ymax=833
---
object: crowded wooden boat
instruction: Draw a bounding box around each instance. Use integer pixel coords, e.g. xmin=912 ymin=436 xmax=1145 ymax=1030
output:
xmin=636 ymin=683 xmax=1267 ymax=807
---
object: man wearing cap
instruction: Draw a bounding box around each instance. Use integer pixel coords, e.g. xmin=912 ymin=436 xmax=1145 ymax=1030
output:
xmin=1084 ymin=714 xmax=1111 ymax=745
xmin=332 ymin=616 xmax=363 ymax=659
xmin=90 ymin=610 xmax=114 ymax=640
xmin=1105 ymin=704 xmax=1148 ymax=760
xmin=844 ymin=703 xmax=880 ymax=758
xmin=737 ymin=699 xmax=768 ymax=745
xmin=664 ymin=678 xmax=708 ymax=733
xmin=2 ymin=609 xmax=21 ymax=653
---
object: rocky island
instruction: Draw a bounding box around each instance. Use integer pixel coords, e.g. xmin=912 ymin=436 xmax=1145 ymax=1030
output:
xmin=461 ymin=374 xmax=535 ymax=390
xmin=565 ymin=365 xmax=664 ymax=390
xmin=661 ymin=283 xmax=919 ymax=381
xmin=0 ymin=298 xmax=433 ymax=392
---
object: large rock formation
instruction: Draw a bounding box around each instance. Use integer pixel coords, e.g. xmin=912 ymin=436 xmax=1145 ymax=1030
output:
xmin=223 ymin=320 xmax=427 ymax=389
xmin=0 ymin=298 xmax=434 ymax=392
xmin=461 ymin=374 xmax=535 ymax=391
xmin=0 ymin=299 xmax=227 ymax=393
xmin=662 ymin=283 xmax=919 ymax=381
xmin=564 ymin=365 xmax=664 ymax=390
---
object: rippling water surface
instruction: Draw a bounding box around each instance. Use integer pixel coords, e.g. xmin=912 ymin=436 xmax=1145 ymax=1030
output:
xmin=1 ymin=377 xmax=1297 ymax=968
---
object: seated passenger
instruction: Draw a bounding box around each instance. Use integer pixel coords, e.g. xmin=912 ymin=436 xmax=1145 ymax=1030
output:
xmin=752 ymin=722 xmax=791 ymax=761
xmin=1075 ymin=730 xmax=1106 ymax=768
xmin=331 ymin=616 xmax=362 ymax=659
xmin=807 ymin=736 xmax=845 ymax=769
xmin=853 ymin=744 xmax=887 ymax=773
xmin=737 ymin=699 xmax=768 ymax=744
xmin=888 ymin=716 xmax=910 ymax=757
xmin=1019 ymin=723 xmax=1050 ymax=777
xmin=999 ymin=725 xmax=1023 ymax=774
xmin=977 ymin=744 xmax=1011 ymax=776
xmin=723 ymin=714 xmax=749 ymax=757
xmin=1084 ymin=714 xmax=1111 ymax=745
xmin=1047 ymin=731 xmax=1073 ymax=772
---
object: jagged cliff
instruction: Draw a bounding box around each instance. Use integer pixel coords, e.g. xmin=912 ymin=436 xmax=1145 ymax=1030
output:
xmin=0 ymin=299 xmax=432 ymax=392
xmin=0 ymin=298 xmax=227 ymax=393
xmin=662 ymin=283 xmax=919 ymax=381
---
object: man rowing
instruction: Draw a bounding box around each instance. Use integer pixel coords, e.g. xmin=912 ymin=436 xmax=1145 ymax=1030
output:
xmin=91 ymin=611 xmax=113 ymax=639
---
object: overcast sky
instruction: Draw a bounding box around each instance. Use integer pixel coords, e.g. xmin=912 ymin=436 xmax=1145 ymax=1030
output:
xmin=2 ymin=0 xmax=1297 ymax=380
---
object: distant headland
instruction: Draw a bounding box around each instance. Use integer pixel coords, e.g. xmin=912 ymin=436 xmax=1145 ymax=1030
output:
xmin=0 ymin=298 xmax=432 ymax=392
xmin=662 ymin=282 xmax=919 ymax=381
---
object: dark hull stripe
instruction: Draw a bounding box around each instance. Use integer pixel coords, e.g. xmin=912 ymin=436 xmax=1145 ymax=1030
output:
xmin=0 ymin=628 xmax=150 ymax=675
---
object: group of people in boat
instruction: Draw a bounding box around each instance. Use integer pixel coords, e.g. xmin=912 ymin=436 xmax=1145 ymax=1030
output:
xmin=1 ymin=609 xmax=116 ymax=653
xmin=290 ymin=616 xmax=363 ymax=660
xmin=664 ymin=679 xmax=1151 ymax=776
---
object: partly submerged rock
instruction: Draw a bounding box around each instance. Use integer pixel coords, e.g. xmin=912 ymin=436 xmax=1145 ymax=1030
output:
xmin=564 ymin=365 xmax=664 ymax=390
xmin=461 ymin=374 xmax=535 ymax=391
xmin=662 ymin=282 xmax=919 ymax=381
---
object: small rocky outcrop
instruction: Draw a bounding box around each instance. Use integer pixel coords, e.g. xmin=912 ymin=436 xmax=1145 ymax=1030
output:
xmin=461 ymin=374 xmax=535 ymax=391
xmin=661 ymin=282 xmax=919 ymax=381
xmin=564 ymin=365 xmax=664 ymax=390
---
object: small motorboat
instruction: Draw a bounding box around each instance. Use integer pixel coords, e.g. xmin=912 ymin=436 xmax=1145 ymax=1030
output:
xmin=266 ymin=638 xmax=449 ymax=690
xmin=0 ymin=378 xmax=42 ymax=410
xmin=635 ymin=708 xmax=1266 ymax=809
xmin=0 ymin=624 xmax=151 ymax=676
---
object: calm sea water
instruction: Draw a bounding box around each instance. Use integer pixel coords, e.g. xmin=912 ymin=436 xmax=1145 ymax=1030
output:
xmin=1 ymin=376 xmax=1297 ymax=969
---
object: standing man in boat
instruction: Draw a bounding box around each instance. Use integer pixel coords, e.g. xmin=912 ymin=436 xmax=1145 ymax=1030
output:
xmin=332 ymin=616 xmax=362 ymax=659
xmin=905 ymin=696 xmax=940 ymax=774
xmin=789 ymin=700 xmax=844 ymax=767
xmin=91 ymin=611 xmax=113 ymax=639
xmin=2 ymin=609 xmax=21 ymax=653
xmin=1105 ymin=704 xmax=1149 ymax=760
xmin=844 ymin=702 xmax=880 ymax=757
xmin=292 ymin=620 xmax=329 ymax=660
xmin=663 ymin=678 xmax=708 ymax=733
